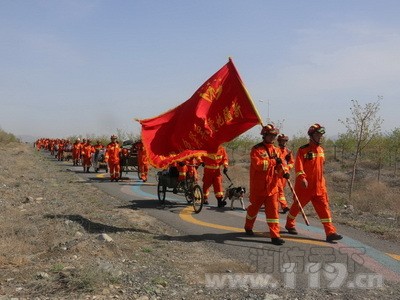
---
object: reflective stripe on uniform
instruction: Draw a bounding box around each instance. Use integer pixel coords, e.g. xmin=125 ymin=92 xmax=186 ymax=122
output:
xmin=320 ymin=218 xmax=332 ymax=223
xmin=204 ymin=153 xmax=223 ymax=160
xmin=263 ymin=160 xmax=269 ymax=171
xmin=287 ymin=213 xmax=296 ymax=219
xmin=246 ymin=214 xmax=257 ymax=220
xmin=296 ymin=171 xmax=305 ymax=177
xmin=205 ymin=165 xmax=220 ymax=169
xmin=266 ymin=218 xmax=279 ymax=223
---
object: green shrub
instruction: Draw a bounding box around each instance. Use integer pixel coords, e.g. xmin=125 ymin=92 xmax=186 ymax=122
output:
xmin=0 ymin=128 xmax=19 ymax=143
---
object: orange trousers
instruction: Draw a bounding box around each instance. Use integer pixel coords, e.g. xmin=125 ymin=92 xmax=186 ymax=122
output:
xmin=278 ymin=181 xmax=289 ymax=210
xmin=245 ymin=193 xmax=280 ymax=238
xmin=108 ymin=161 xmax=120 ymax=180
xmin=139 ymin=162 xmax=148 ymax=181
xmin=286 ymin=191 xmax=336 ymax=236
xmin=202 ymin=168 xmax=223 ymax=199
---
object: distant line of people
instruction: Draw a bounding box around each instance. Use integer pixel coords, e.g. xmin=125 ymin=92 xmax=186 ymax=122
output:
xmin=35 ymin=135 xmax=150 ymax=183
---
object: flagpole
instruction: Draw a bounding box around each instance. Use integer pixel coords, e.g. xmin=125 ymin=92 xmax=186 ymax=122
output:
xmin=228 ymin=57 xmax=264 ymax=127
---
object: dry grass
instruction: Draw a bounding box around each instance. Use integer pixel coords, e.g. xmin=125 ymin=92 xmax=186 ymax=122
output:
xmin=0 ymin=128 xmax=19 ymax=143
xmin=226 ymin=149 xmax=400 ymax=240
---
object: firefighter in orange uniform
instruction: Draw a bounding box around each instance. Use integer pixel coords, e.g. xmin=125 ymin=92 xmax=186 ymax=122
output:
xmin=276 ymin=134 xmax=294 ymax=214
xmin=57 ymin=139 xmax=64 ymax=161
xmin=72 ymin=138 xmax=81 ymax=166
xmin=94 ymin=140 xmax=103 ymax=151
xmin=244 ymin=124 xmax=289 ymax=245
xmin=49 ymin=139 xmax=55 ymax=156
xmin=81 ymin=139 xmax=94 ymax=173
xmin=187 ymin=156 xmax=201 ymax=182
xmin=105 ymin=135 xmax=121 ymax=182
xmin=201 ymin=145 xmax=229 ymax=207
xmin=136 ymin=140 xmax=149 ymax=182
xmin=285 ymin=123 xmax=343 ymax=242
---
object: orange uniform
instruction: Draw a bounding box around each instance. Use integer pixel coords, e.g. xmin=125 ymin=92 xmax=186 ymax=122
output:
xmin=201 ymin=146 xmax=228 ymax=207
xmin=245 ymin=142 xmax=285 ymax=240
xmin=105 ymin=140 xmax=121 ymax=181
xmin=186 ymin=156 xmax=201 ymax=182
xmin=177 ymin=162 xmax=187 ymax=182
xmin=136 ymin=141 xmax=149 ymax=182
xmin=57 ymin=141 xmax=64 ymax=161
xmin=285 ymin=142 xmax=336 ymax=235
xmin=285 ymin=123 xmax=342 ymax=243
xmin=277 ymin=145 xmax=294 ymax=212
xmin=81 ymin=142 xmax=94 ymax=172
xmin=72 ymin=141 xmax=81 ymax=166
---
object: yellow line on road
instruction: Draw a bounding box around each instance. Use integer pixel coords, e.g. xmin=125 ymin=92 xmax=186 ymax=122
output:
xmin=387 ymin=253 xmax=400 ymax=261
xmin=179 ymin=206 xmax=327 ymax=246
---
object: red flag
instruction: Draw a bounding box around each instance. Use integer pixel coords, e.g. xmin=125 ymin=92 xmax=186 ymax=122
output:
xmin=138 ymin=58 xmax=262 ymax=168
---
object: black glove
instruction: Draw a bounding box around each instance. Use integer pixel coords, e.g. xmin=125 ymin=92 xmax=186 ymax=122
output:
xmin=201 ymin=162 xmax=205 ymax=167
xmin=285 ymin=153 xmax=291 ymax=163
xmin=283 ymin=172 xmax=290 ymax=179
xmin=275 ymin=157 xmax=282 ymax=165
xmin=178 ymin=161 xmax=185 ymax=167
xmin=223 ymin=167 xmax=228 ymax=174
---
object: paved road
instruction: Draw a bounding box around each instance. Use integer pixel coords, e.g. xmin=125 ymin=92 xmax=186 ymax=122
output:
xmin=66 ymin=161 xmax=400 ymax=290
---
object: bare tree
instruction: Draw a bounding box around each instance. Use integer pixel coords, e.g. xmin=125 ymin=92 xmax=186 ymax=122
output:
xmin=339 ymin=99 xmax=383 ymax=200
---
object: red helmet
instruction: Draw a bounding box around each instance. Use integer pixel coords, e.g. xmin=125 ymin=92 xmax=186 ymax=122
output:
xmin=277 ymin=134 xmax=289 ymax=142
xmin=261 ymin=124 xmax=279 ymax=136
xmin=308 ymin=123 xmax=326 ymax=136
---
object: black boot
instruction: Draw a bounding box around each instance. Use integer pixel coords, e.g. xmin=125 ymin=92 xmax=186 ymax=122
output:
xmin=217 ymin=197 xmax=226 ymax=208
xmin=326 ymin=233 xmax=343 ymax=242
xmin=271 ymin=238 xmax=285 ymax=245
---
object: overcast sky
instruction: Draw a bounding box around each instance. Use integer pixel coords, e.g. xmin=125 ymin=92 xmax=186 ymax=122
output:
xmin=1 ymin=0 xmax=399 ymax=140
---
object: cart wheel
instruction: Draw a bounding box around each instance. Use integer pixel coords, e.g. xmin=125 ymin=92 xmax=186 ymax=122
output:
xmin=157 ymin=181 xmax=166 ymax=204
xmin=192 ymin=184 xmax=203 ymax=213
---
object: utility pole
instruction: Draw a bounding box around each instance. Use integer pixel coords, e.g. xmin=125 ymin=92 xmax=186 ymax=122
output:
xmin=259 ymin=99 xmax=270 ymax=124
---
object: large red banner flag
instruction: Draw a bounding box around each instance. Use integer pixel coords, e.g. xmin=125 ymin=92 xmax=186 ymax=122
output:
xmin=138 ymin=58 xmax=262 ymax=168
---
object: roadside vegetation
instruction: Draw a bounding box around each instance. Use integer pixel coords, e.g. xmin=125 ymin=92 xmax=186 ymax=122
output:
xmin=0 ymin=128 xmax=19 ymax=143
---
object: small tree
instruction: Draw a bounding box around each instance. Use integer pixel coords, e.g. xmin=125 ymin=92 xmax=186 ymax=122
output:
xmin=339 ymin=99 xmax=383 ymax=200
xmin=387 ymin=128 xmax=400 ymax=175
xmin=335 ymin=132 xmax=356 ymax=165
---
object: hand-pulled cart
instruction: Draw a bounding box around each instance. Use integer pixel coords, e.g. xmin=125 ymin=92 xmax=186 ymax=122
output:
xmin=119 ymin=140 xmax=140 ymax=179
xmin=92 ymin=148 xmax=108 ymax=173
xmin=156 ymin=166 xmax=204 ymax=213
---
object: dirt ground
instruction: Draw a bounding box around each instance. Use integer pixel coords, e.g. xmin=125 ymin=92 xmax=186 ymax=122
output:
xmin=0 ymin=142 xmax=399 ymax=299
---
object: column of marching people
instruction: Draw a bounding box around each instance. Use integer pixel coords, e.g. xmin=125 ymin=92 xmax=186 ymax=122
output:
xmin=34 ymin=122 xmax=343 ymax=244
xmin=34 ymin=135 xmax=150 ymax=183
